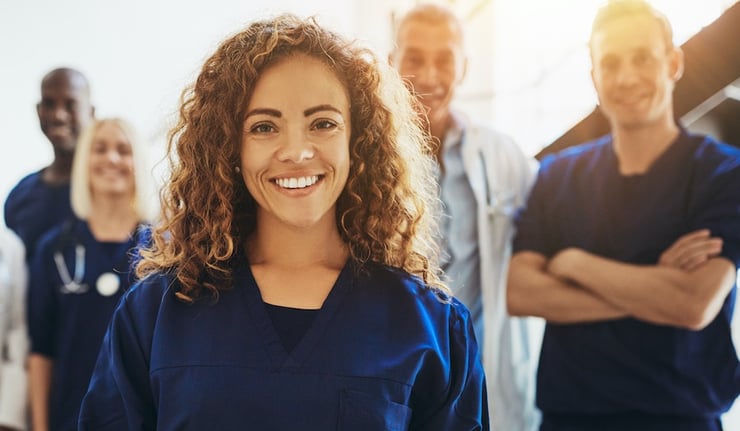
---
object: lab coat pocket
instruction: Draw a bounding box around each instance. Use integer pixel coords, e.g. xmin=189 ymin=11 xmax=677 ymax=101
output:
xmin=338 ymin=389 xmax=412 ymax=431
xmin=486 ymin=195 xmax=517 ymax=253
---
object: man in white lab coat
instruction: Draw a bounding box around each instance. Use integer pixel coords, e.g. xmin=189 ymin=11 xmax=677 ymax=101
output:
xmin=390 ymin=4 xmax=544 ymax=430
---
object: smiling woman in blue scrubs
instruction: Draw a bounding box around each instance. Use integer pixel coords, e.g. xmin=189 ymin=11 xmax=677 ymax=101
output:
xmin=78 ymin=14 xmax=488 ymax=431
xmin=27 ymin=118 xmax=157 ymax=431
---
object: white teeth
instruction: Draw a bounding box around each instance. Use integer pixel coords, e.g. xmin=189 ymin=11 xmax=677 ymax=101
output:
xmin=275 ymin=175 xmax=319 ymax=189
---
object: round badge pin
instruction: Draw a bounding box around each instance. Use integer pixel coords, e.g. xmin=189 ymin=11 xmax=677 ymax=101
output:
xmin=96 ymin=272 xmax=120 ymax=296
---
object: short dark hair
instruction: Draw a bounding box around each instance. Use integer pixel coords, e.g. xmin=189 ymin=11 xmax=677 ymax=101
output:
xmin=41 ymin=67 xmax=91 ymax=99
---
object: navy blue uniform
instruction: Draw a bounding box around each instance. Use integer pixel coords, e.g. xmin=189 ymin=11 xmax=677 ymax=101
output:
xmin=79 ymin=257 xmax=489 ymax=430
xmin=4 ymin=171 xmax=74 ymax=260
xmin=28 ymin=219 xmax=144 ymax=431
xmin=513 ymin=131 xmax=740 ymax=430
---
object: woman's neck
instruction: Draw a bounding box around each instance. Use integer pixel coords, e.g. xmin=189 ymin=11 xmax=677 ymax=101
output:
xmin=247 ymin=215 xmax=348 ymax=271
xmin=88 ymin=197 xmax=139 ymax=241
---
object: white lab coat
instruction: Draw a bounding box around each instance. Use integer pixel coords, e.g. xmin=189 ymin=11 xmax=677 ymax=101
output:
xmin=0 ymin=228 xmax=28 ymax=430
xmin=457 ymin=114 xmax=545 ymax=431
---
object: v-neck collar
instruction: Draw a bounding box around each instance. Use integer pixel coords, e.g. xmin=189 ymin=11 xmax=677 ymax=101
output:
xmin=605 ymin=128 xmax=697 ymax=181
xmin=235 ymin=256 xmax=355 ymax=370
xmin=73 ymin=220 xmax=139 ymax=273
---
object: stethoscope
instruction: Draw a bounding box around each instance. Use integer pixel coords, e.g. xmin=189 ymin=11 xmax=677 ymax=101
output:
xmin=54 ymin=242 xmax=121 ymax=297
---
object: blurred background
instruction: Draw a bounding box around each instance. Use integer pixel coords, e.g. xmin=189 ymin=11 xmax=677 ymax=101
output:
xmin=3 ymin=0 xmax=737 ymax=206
xmin=2 ymin=0 xmax=739 ymax=424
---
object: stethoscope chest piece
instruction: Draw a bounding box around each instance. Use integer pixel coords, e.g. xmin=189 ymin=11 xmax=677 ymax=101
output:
xmin=96 ymin=272 xmax=120 ymax=297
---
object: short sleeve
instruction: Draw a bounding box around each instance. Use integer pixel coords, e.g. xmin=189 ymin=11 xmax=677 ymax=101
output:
xmin=411 ymin=301 xmax=489 ymax=430
xmin=689 ymin=150 xmax=740 ymax=268
xmin=78 ymin=284 xmax=158 ymax=430
xmin=512 ymin=155 xmax=555 ymax=257
xmin=4 ymin=183 xmax=27 ymax=249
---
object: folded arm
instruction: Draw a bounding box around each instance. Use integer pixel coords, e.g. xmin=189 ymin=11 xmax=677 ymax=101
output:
xmin=507 ymin=251 xmax=628 ymax=323
xmin=548 ymin=247 xmax=735 ymax=330
xmin=507 ymin=229 xmax=732 ymax=328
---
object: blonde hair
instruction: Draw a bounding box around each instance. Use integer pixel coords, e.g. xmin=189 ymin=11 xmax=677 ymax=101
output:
xmin=71 ymin=118 xmax=158 ymax=222
xmin=590 ymin=0 xmax=674 ymax=51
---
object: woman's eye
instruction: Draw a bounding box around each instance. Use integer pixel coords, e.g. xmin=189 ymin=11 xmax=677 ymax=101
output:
xmin=313 ymin=120 xmax=337 ymax=130
xmin=250 ymin=123 xmax=275 ymax=134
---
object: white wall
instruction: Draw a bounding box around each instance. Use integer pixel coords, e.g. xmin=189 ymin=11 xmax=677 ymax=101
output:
xmin=0 ymin=0 xmax=371 ymax=224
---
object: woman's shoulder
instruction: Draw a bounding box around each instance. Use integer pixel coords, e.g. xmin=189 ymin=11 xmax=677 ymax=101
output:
xmin=123 ymin=271 xmax=178 ymax=307
xmin=110 ymin=271 xmax=180 ymax=338
xmin=359 ymin=262 xmax=471 ymax=324
xmin=353 ymin=263 xmax=480 ymax=365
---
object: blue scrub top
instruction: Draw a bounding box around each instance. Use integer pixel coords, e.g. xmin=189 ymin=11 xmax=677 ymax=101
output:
xmin=28 ymin=219 xmax=144 ymax=431
xmin=79 ymin=257 xmax=489 ymax=430
xmin=4 ymin=171 xmax=74 ymax=260
xmin=513 ymin=131 xmax=740 ymax=428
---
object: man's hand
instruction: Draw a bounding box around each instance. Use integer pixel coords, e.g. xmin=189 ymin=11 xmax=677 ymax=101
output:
xmin=659 ymin=229 xmax=723 ymax=272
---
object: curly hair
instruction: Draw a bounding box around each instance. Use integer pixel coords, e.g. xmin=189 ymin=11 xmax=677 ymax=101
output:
xmin=137 ymin=14 xmax=446 ymax=301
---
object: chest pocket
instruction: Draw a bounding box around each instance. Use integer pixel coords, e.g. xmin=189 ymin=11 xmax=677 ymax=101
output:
xmin=338 ymin=389 xmax=411 ymax=431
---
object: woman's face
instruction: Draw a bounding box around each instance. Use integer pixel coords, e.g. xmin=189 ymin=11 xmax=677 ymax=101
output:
xmin=240 ymin=54 xmax=351 ymax=231
xmin=88 ymin=122 xmax=136 ymax=200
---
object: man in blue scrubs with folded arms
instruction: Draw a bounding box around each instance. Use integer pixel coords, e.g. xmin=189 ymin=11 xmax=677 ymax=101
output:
xmin=507 ymin=1 xmax=740 ymax=430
